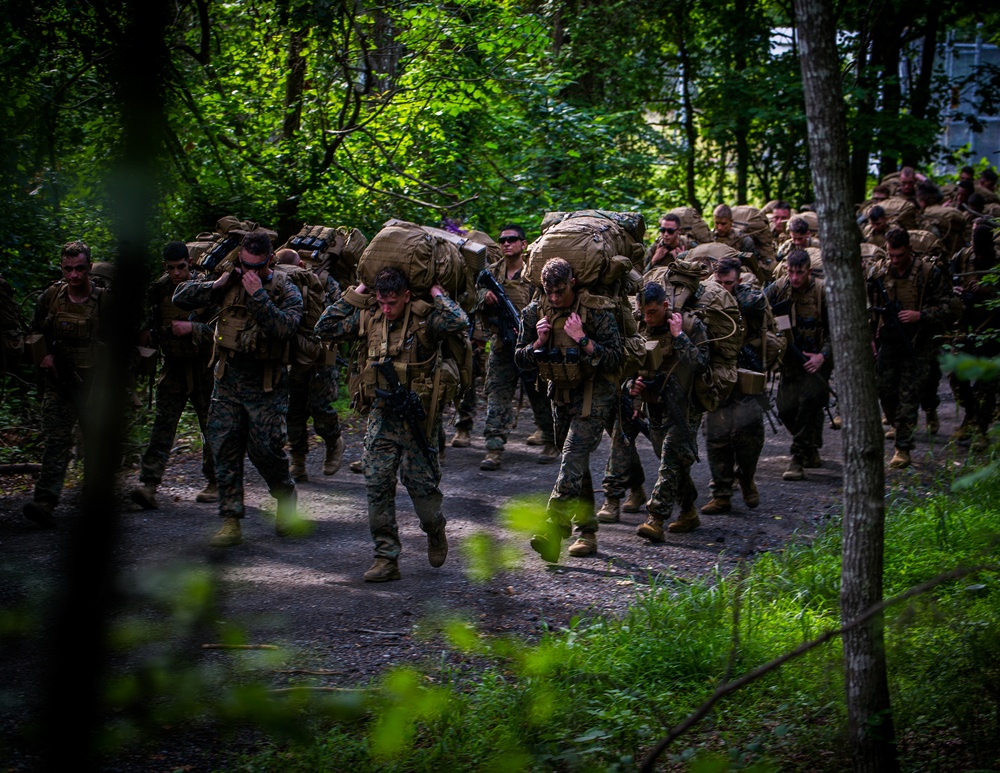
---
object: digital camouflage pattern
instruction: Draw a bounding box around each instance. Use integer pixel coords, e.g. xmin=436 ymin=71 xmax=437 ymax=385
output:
xmin=174 ymin=273 xmax=303 ymax=520
xmin=316 ymin=291 xmax=469 ymax=558
xmin=515 ymin=296 xmax=622 ymax=535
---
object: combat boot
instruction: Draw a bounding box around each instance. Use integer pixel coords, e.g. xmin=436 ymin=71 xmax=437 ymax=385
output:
xmin=888 ymin=448 xmax=911 ymax=469
xmin=525 ymin=429 xmax=544 ymax=446
xmin=622 ymin=486 xmax=647 ymax=513
xmin=196 ymin=481 xmax=219 ymax=503
xmin=739 ymin=478 xmax=760 ymax=508
xmin=290 ymin=452 xmax=308 ymax=483
xmin=209 ymin=517 xmax=242 ymax=548
xmin=596 ymin=497 xmax=621 ymax=524
xmin=700 ymin=496 xmax=731 ymax=515
xmin=567 ymin=531 xmax=598 ymax=557
xmin=667 ymin=504 xmax=700 ymax=533
xmin=529 ymin=531 xmax=561 ymax=563
xmin=22 ymin=500 xmax=55 ymax=529
xmin=480 ymin=449 xmax=503 ymax=471
xmin=323 ymin=437 xmax=345 ymax=476
xmin=803 ymin=450 xmax=822 ymax=468
xmin=275 ymin=490 xmax=299 ymax=537
xmin=926 ymin=410 xmax=939 ymax=435
xmin=537 ymin=443 xmax=559 ymax=464
xmin=427 ymin=526 xmax=448 ymax=568
xmin=363 ymin=557 xmax=401 ymax=582
xmin=130 ymin=483 xmax=159 ymax=511
xmin=884 ymin=427 xmax=896 ymax=440
xmin=451 ymin=428 xmax=471 ymax=448
xmin=349 ymin=459 xmax=363 ymax=474
xmin=782 ymin=458 xmax=805 ymax=481
xmin=636 ymin=515 xmax=665 ymax=543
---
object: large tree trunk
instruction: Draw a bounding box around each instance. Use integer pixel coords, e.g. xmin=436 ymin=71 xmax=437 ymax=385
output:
xmin=676 ymin=3 xmax=701 ymax=211
xmin=793 ymin=1 xmax=900 ymax=772
xmin=850 ymin=21 xmax=875 ymax=202
xmin=733 ymin=0 xmax=749 ymax=204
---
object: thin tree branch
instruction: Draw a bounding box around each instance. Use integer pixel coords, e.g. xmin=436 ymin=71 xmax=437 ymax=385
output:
xmin=638 ymin=563 xmax=1000 ymax=773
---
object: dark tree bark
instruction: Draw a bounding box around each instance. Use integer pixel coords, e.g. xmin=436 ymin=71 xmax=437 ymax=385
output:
xmin=850 ymin=21 xmax=875 ymax=202
xmin=676 ymin=0 xmax=701 ymax=211
xmin=733 ymin=0 xmax=749 ymax=204
xmin=902 ymin=6 xmax=940 ymax=167
xmin=793 ymin=1 xmax=900 ymax=772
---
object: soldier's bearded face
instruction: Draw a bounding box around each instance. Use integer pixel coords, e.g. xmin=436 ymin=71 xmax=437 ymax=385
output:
xmin=377 ymin=291 xmax=410 ymax=321
xmin=165 ymin=259 xmax=191 ymax=285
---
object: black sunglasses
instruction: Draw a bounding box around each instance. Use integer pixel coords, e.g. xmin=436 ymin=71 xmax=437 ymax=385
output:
xmin=659 ymin=227 xmax=678 ymax=235
xmin=498 ymin=236 xmax=522 ymax=245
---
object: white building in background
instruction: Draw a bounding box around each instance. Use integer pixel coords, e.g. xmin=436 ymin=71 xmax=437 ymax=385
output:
xmin=939 ymin=32 xmax=1000 ymax=169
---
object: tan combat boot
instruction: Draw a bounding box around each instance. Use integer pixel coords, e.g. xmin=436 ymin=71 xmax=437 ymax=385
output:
xmin=290 ymin=452 xmax=308 ymax=483
xmin=323 ymin=437 xmax=345 ymax=476
xmin=888 ymin=448 xmax=911 ymax=468
xmin=130 ymin=483 xmax=159 ymax=511
xmin=636 ymin=515 xmax=665 ymax=543
xmin=451 ymin=428 xmax=471 ymax=448
xmin=363 ymin=557 xmax=401 ymax=582
xmin=525 ymin=429 xmax=544 ymax=446
xmin=667 ymin=504 xmax=700 ymax=533
xmin=739 ymin=477 xmax=760 ymax=508
xmin=597 ymin=497 xmax=621 ymax=524
xmin=700 ymin=496 xmax=731 ymax=515
xmin=209 ymin=517 xmax=242 ymax=548
xmin=622 ymin=486 xmax=647 ymax=513
xmin=427 ymin=526 xmax=448 ymax=568
xmin=884 ymin=427 xmax=896 ymax=440
xmin=196 ymin=481 xmax=219 ymax=503
xmin=537 ymin=443 xmax=559 ymax=464
xmin=803 ymin=449 xmax=822 ymax=468
xmin=782 ymin=458 xmax=805 ymax=481
xmin=567 ymin=531 xmax=598 ymax=557
xmin=480 ymin=449 xmax=503 ymax=471
xmin=349 ymin=459 xmax=364 ymax=474
xmin=926 ymin=410 xmax=939 ymax=435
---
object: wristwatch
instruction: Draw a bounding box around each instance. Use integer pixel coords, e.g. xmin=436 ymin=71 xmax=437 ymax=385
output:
xmin=577 ymin=336 xmax=590 ymax=348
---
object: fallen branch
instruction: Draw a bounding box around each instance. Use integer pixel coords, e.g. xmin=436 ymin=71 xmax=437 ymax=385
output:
xmin=639 ymin=563 xmax=1000 ymax=772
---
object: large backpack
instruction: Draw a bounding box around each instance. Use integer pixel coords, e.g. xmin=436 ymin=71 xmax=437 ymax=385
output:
xmin=644 ymin=259 xmax=745 ymax=411
xmin=283 ymin=224 xmax=368 ymax=289
xmin=269 ymin=263 xmax=329 ymax=368
xmin=731 ymin=205 xmax=777 ymax=269
xmin=188 ymin=216 xmax=278 ymax=274
xmin=668 ymin=206 xmax=713 ymax=245
xmin=919 ymin=205 xmax=966 ymax=259
xmin=771 ymin=246 xmax=824 ymax=280
xmin=876 ymin=197 xmax=920 ymax=231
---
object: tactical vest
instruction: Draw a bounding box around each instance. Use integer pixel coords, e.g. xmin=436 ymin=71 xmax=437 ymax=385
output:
xmin=533 ymin=293 xmax=595 ymax=392
xmin=878 ymin=259 xmax=930 ymax=313
xmin=771 ymin=276 xmax=825 ymax=354
xmin=155 ymin=278 xmax=202 ymax=359
xmin=635 ymin=313 xmax=699 ymax=408
xmin=43 ymin=282 xmax=105 ymax=368
xmin=215 ymin=272 xmax=291 ymax=364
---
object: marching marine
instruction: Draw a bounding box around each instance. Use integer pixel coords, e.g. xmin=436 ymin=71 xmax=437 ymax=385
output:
xmin=173 ymin=231 xmax=302 ymax=547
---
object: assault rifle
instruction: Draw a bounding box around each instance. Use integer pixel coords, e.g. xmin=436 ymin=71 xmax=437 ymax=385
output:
xmin=475 ymin=269 xmax=521 ymax=349
xmin=618 ymin=388 xmax=651 ymax=443
xmin=373 ymin=359 xmax=436 ymax=466
xmin=868 ymin=276 xmax=916 ymax=358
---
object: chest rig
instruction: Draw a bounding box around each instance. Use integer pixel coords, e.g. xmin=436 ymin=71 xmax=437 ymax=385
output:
xmin=44 ymin=283 xmax=104 ymax=368
xmin=635 ymin=314 xmax=698 ymax=410
xmin=357 ymin=300 xmax=438 ymax=414
xmin=156 ymin=277 xmax=202 ymax=359
xmin=772 ymin=277 xmax=825 ymax=354
xmin=214 ymin=272 xmax=290 ymax=390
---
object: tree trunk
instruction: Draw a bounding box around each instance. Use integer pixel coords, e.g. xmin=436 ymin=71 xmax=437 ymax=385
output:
xmin=733 ymin=0 xmax=749 ymax=204
xmin=676 ymin=4 xmax=700 ymax=211
xmin=850 ymin=22 xmax=874 ymax=202
xmin=873 ymin=12 xmax=903 ymax=178
xmin=902 ymin=7 xmax=940 ymax=167
xmin=793 ymin=1 xmax=900 ymax=772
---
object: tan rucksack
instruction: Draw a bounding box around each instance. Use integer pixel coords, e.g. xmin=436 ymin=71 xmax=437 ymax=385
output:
xmin=188 ymin=216 xmax=278 ymax=274
xmin=284 ymin=224 xmax=368 ymax=289
xmin=731 ymin=205 xmax=777 ymax=269
xmin=876 ymin=197 xmax=920 ymax=230
xmin=919 ymin=206 xmax=966 ymax=259
xmin=668 ymin=206 xmax=713 ymax=245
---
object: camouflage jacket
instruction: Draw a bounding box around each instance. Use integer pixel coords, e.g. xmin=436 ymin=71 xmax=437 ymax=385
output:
xmin=145 ymin=273 xmax=215 ymax=359
xmin=513 ymin=294 xmax=623 ymax=377
xmin=316 ymin=290 xmax=468 ymax=349
xmin=732 ymin=282 xmax=768 ymax=371
xmin=866 ymin=256 xmax=960 ymax=345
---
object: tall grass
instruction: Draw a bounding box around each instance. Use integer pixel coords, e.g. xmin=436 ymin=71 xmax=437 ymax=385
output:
xmin=235 ymin=467 xmax=1000 ymax=772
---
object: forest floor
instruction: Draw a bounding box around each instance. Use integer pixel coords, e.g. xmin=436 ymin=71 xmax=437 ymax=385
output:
xmin=0 ymin=388 xmax=970 ymax=770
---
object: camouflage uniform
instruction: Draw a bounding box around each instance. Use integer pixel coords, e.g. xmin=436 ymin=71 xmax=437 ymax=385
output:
xmin=713 ymin=227 xmax=756 ymax=255
xmin=766 ymin=275 xmax=833 ymax=463
xmin=515 ymin=290 xmax=622 ymax=536
xmin=173 ymin=272 xmax=302 ymax=521
xmin=29 ymin=282 xmax=110 ymax=507
xmin=948 ymin=246 xmax=1000 ymax=436
xmin=316 ymin=290 xmax=469 ymax=559
xmin=867 ymin=257 xmax=959 ymax=451
xmin=479 ymin=261 xmax=553 ymax=451
xmin=286 ymin=272 xmax=343 ymax=457
xmin=137 ymin=272 xmax=216 ymax=488
xmin=705 ymin=283 xmax=768 ymax=499
xmin=641 ymin=316 xmax=711 ymax=520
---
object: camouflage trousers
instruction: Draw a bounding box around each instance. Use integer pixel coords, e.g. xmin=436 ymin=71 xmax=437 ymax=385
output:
xmin=705 ymin=394 xmax=765 ymax=498
xmin=453 ymin=345 xmax=483 ymax=431
xmin=877 ymin=343 xmax=937 ymax=451
xmin=33 ymin=377 xmax=96 ymax=505
xmin=775 ymin=369 xmax=829 ymax=460
xmin=364 ymin=406 xmax=445 ymax=559
xmin=139 ymin=358 xmax=215 ymax=486
xmin=483 ymin=341 xmax=553 ymax=450
xmin=207 ymin=362 xmax=295 ymax=520
xmin=546 ymin=384 xmax=615 ymax=536
xmin=601 ymin=404 xmax=648 ymax=499
xmin=647 ymin=407 xmax=703 ymax=518
xmin=287 ymin=362 xmax=341 ymax=454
